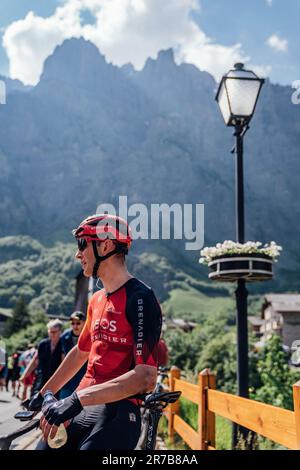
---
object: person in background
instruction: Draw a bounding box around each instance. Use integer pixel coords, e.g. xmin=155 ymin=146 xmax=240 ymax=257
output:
xmin=18 ymin=344 xmax=37 ymax=401
xmin=157 ymin=318 xmax=169 ymax=368
xmin=6 ymin=352 xmax=22 ymax=396
xmin=0 ymin=360 xmax=7 ymax=392
xmin=59 ymin=311 xmax=87 ymax=399
xmin=0 ymin=344 xmax=7 ymax=392
xmin=5 ymin=354 xmax=13 ymax=392
xmin=157 ymin=338 xmax=169 ymax=368
xmin=20 ymin=319 xmax=64 ymax=397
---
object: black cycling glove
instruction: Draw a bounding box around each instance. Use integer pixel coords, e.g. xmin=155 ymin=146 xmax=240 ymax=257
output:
xmin=43 ymin=392 xmax=83 ymax=426
xmin=28 ymin=392 xmax=44 ymax=412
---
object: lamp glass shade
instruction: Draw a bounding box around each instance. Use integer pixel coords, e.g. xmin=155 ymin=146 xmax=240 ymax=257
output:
xmin=216 ymin=65 xmax=264 ymax=126
xmin=217 ymin=82 xmax=231 ymax=125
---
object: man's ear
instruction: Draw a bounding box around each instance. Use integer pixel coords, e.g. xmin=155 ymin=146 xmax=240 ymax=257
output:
xmin=102 ymin=239 xmax=115 ymax=254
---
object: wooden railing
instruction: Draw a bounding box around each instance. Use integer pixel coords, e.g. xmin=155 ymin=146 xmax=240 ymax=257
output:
xmin=165 ymin=366 xmax=300 ymax=450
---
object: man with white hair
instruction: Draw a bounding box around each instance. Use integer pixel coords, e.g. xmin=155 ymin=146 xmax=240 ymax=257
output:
xmin=21 ymin=319 xmax=64 ymax=397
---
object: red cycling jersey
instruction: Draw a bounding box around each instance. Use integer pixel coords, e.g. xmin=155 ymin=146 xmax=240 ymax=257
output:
xmin=77 ymin=277 xmax=162 ymax=392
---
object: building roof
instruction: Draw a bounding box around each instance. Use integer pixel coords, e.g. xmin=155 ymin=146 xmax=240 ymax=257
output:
xmin=248 ymin=315 xmax=264 ymax=326
xmin=166 ymin=318 xmax=197 ymax=331
xmin=262 ymin=294 xmax=300 ymax=315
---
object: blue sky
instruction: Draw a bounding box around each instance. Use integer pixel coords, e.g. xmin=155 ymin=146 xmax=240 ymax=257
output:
xmin=0 ymin=0 xmax=298 ymax=86
xmin=198 ymin=0 xmax=299 ymax=85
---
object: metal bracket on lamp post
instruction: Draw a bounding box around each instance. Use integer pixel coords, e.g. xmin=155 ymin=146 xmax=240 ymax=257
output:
xmin=230 ymin=124 xmax=250 ymax=154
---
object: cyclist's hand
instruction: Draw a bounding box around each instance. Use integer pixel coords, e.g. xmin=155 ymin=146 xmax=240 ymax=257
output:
xmin=28 ymin=392 xmax=44 ymax=412
xmin=43 ymin=392 xmax=83 ymax=427
xmin=40 ymin=417 xmax=70 ymax=442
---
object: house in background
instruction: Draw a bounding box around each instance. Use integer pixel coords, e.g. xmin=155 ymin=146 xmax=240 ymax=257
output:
xmin=260 ymin=294 xmax=300 ymax=348
xmin=165 ymin=318 xmax=197 ymax=332
xmin=248 ymin=316 xmax=264 ymax=339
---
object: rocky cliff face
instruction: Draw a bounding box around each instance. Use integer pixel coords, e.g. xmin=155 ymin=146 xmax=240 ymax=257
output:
xmin=0 ymin=38 xmax=299 ymax=291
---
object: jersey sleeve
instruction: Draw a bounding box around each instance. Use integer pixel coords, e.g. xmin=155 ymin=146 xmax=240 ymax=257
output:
xmin=77 ymin=301 xmax=92 ymax=353
xmin=126 ymin=288 xmax=162 ymax=367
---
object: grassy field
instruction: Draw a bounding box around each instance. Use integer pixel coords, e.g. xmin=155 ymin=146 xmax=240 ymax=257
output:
xmin=162 ymin=285 xmax=235 ymax=322
xmin=158 ymin=398 xmax=285 ymax=450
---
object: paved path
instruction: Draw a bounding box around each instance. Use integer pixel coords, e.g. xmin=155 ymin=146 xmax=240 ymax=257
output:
xmin=0 ymin=389 xmax=41 ymax=450
xmin=0 ymin=390 xmax=23 ymax=435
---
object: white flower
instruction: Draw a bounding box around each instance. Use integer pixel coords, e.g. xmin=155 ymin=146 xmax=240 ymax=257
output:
xmin=199 ymin=240 xmax=282 ymax=265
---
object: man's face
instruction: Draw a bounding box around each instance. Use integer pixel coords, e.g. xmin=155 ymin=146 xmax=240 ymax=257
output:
xmin=75 ymin=241 xmax=96 ymax=277
xmin=70 ymin=319 xmax=85 ymax=336
xmin=75 ymin=239 xmax=114 ymax=277
xmin=48 ymin=328 xmax=61 ymax=341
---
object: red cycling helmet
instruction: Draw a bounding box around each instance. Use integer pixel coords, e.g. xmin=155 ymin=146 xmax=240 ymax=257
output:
xmin=73 ymin=214 xmax=132 ymax=278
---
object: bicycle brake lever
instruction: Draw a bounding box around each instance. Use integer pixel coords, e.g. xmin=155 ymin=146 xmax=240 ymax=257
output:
xmin=14 ymin=410 xmax=36 ymax=421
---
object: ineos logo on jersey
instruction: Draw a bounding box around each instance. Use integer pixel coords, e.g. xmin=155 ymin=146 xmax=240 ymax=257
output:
xmin=102 ymin=319 xmax=117 ymax=332
xmin=93 ymin=318 xmax=117 ymax=333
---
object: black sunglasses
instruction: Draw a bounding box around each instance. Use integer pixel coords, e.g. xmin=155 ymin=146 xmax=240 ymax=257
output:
xmin=77 ymin=238 xmax=88 ymax=252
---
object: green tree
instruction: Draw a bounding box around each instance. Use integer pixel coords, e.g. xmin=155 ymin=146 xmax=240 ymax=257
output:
xmin=248 ymin=332 xmax=263 ymax=394
xmin=165 ymin=326 xmax=205 ymax=371
xmin=195 ymin=331 xmax=237 ymax=393
xmin=30 ymin=308 xmax=48 ymax=325
xmin=5 ymin=322 xmax=48 ymax=354
xmin=5 ymin=296 xmax=31 ymax=337
xmin=254 ymin=335 xmax=299 ymax=410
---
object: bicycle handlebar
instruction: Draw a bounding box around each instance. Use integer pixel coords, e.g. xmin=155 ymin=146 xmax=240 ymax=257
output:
xmin=0 ymin=418 xmax=40 ymax=450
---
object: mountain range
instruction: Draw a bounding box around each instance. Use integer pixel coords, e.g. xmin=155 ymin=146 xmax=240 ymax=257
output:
xmin=0 ymin=37 xmax=299 ymax=293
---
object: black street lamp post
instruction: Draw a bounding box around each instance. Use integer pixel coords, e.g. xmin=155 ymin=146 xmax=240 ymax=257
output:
xmin=215 ymin=63 xmax=264 ymax=448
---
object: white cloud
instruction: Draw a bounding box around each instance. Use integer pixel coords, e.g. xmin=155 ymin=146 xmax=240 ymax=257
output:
xmin=2 ymin=2 xmax=83 ymax=85
xmin=266 ymin=0 xmax=272 ymax=6
xmin=266 ymin=34 xmax=288 ymax=52
xmin=2 ymin=0 xmax=269 ymax=85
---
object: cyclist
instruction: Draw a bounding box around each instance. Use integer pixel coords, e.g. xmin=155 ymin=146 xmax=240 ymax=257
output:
xmin=29 ymin=214 xmax=162 ymax=450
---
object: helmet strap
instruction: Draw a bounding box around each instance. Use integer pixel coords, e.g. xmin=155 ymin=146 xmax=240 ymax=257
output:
xmin=91 ymin=241 xmax=124 ymax=279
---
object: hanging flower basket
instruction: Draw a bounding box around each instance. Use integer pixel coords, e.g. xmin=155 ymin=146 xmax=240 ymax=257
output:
xmin=199 ymin=241 xmax=282 ymax=283
xmin=207 ymin=252 xmax=273 ymax=282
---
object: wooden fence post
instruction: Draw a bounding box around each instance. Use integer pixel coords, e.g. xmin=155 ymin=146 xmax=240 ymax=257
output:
xmin=293 ymin=380 xmax=300 ymax=449
xmin=198 ymin=368 xmax=216 ymax=450
xmin=207 ymin=370 xmax=216 ymax=449
xmin=168 ymin=366 xmax=180 ymax=443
